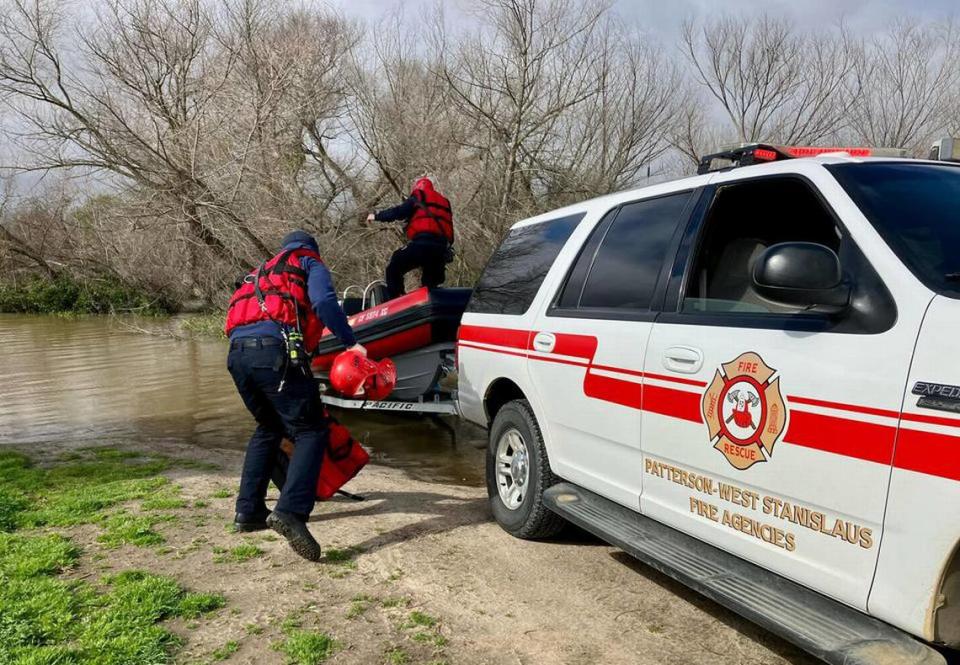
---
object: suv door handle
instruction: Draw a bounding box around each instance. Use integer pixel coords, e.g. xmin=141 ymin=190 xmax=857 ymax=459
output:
xmin=663 ymin=346 xmax=703 ymax=374
xmin=532 ymin=332 xmax=556 ymax=353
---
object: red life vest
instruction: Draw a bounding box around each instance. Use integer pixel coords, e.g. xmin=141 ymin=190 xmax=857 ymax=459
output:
xmin=223 ymin=247 xmax=325 ymax=353
xmin=316 ymin=418 xmax=369 ymax=499
xmin=405 ymin=179 xmax=454 ymax=242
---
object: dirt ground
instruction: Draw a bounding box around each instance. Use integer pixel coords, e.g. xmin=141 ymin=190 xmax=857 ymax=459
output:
xmin=34 ymin=440 xmax=828 ymax=665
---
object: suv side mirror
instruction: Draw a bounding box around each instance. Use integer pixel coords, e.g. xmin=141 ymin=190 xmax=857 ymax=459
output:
xmin=752 ymin=242 xmax=850 ymax=312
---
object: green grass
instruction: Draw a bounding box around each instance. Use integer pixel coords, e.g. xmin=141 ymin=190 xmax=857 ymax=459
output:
xmin=0 ymin=447 xmax=226 ymax=664
xmin=0 ymin=448 xmax=176 ymax=531
xmin=403 ymin=611 xmax=438 ymax=629
xmin=324 ymin=546 xmax=360 ymax=566
xmin=0 ymin=532 xmax=80 ymax=577
xmin=274 ymin=628 xmax=341 ymax=665
xmin=214 ymin=543 xmax=264 ymax=564
xmin=412 ymin=631 xmax=447 ymax=647
xmin=97 ymin=512 xmax=175 ymax=548
xmin=211 ymin=639 xmax=240 ymax=661
xmin=0 ymin=489 xmax=28 ymax=531
xmin=0 ymin=564 xmax=223 ymax=664
xmin=380 ymin=596 xmax=411 ymax=609
xmin=412 ymin=632 xmax=448 ymax=648
xmin=211 ymin=488 xmax=233 ymax=499
xmin=402 ymin=609 xmax=446 ymax=651
xmin=346 ymin=595 xmax=372 ymax=619
xmin=178 ymin=591 xmax=227 ymax=618
xmin=385 ymin=646 xmax=410 ymax=664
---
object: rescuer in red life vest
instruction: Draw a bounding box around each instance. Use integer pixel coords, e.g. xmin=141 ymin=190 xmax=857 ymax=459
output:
xmin=224 ymin=230 xmax=365 ymax=561
xmin=366 ymin=177 xmax=454 ymax=299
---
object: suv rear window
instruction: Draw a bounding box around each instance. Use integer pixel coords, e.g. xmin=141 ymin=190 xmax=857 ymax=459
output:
xmin=467 ymin=213 xmax=583 ymax=315
xmin=827 ymin=162 xmax=960 ymax=298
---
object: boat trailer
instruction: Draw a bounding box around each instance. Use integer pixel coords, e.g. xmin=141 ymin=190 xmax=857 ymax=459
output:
xmin=320 ymin=391 xmax=458 ymax=416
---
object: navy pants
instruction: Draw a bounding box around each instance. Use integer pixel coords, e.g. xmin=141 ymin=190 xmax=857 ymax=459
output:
xmin=227 ymin=339 xmax=328 ymax=518
xmin=385 ymin=237 xmax=447 ymax=299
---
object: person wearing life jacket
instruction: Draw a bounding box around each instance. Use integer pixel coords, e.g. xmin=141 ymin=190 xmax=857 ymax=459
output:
xmin=224 ymin=230 xmax=365 ymax=561
xmin=366 ymin=176 xmax=453 ymax=299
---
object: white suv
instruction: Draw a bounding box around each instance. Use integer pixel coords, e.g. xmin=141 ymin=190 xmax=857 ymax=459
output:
xmin=456 ymin=145 xmax=960 ymax=665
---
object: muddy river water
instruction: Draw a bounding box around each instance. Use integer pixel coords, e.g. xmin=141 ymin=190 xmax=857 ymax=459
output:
xmin=0 ymin=314 xmax=485 ymax=485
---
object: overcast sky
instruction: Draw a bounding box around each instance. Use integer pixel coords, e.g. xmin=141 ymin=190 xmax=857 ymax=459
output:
xmin=338 ymin=0 xmax=958 ymax=36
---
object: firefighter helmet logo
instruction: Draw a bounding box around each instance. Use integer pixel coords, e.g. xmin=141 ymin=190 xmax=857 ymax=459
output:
xmin=702 ymin=352 xmax=787 ymax=470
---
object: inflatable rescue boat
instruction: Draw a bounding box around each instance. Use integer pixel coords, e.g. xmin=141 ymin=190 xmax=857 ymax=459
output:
xmin=312 ymin=286 xmax=471 ymax=401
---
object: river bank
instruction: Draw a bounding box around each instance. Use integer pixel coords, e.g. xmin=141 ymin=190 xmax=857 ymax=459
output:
xmin=0 ymin=276 xmax=230 ymax=342
xmin=0 ymin=275 xmax=177 ymax=316
xmin=1 ymin=440 xmax=815 ymax=665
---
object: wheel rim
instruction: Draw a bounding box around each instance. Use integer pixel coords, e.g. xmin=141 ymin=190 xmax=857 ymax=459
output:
xmin=495 ymin=428 xmax=529 ymax=510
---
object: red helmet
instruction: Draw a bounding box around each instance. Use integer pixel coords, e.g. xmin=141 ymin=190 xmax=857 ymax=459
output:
xmin=412 ymin=177 xmax=434 ymax=194
xmin=329 ymin=350 xmax=397 ymax=401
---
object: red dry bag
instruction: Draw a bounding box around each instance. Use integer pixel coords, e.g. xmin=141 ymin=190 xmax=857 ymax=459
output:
xmin=316 ymin=418 xmax=369 ymax=500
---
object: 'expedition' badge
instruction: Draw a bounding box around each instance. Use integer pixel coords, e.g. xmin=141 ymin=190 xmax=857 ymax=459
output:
xmin=701 ymin=352 xmax=788 ymax=470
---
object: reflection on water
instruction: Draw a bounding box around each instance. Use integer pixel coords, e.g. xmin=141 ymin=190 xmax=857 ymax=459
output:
xmin=0 ymin=314 xmax=485 ymax=485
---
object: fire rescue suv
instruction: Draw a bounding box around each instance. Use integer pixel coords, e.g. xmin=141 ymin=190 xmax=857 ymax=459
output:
xmin=456 ymin=140 xmax=960 ymax=665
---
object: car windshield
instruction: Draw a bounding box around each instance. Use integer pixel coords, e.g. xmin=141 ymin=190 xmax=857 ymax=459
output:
xmin=827 ymin=162 xmax=960 ymax=298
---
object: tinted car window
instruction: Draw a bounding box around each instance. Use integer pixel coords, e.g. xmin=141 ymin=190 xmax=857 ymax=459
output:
xmin=555 ymin=208 xmax=618 ymax=309
xmin=467 ymin=213 xmax=583 ymax=315
xmin=827 ymin=162 xmax=960 ymax=298
xmin=573 ymin=193 xmax=691 ymax=310
xmin=682 ymin=178 xmax=840 ymax=315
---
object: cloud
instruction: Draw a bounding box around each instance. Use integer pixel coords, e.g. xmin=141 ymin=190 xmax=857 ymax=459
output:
xmin=336 ymin=0 xmax=958 ymax=35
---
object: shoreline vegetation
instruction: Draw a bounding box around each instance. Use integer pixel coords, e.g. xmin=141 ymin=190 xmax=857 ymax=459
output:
xmin=177 ymin=312 xmax=228 ymax=339
xmin=0 ymin=275 xmax=176 ymax=317
xmin=0 ymin=276 xmax=229 ymax=338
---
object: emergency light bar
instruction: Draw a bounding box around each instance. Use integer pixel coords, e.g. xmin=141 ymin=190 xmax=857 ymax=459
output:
xmin=697 ymin=143 xmax=909 ymax=175
xmin=929 ymin=137 xmax=960 ymax=162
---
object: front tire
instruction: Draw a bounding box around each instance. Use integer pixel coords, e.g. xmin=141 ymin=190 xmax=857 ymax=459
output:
xmin=486 ymin=399 xmax=564 ymax=539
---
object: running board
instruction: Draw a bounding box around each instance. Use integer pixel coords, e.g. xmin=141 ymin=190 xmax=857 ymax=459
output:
xmin=543 ymin=483 xmax=945 ymax=665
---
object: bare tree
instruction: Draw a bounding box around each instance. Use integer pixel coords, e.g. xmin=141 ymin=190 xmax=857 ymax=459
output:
xmin=440 ymin=0 xmax=611 ymax=224
xmin=847 ymin=19 xmax=960 ymax=151
xmin=0 ymin=0 xmax=362 ymax=299
xmin=0 ymin=0 xmax=245 ymax=263
xmin=532 ymin=22 xmax=681 ymax=197
xmin=681 ymin=15 xmax=859 ymax=150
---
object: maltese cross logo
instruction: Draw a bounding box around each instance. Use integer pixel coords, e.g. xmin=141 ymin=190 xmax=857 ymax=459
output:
xmin=701 ymin=352 xmax=788 ymax=470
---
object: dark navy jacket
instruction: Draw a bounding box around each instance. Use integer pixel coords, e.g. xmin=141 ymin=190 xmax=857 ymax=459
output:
xmin=373 ymin=196 xmax=416 ymax=223
xmin=229 ymin=241 xmax=357 ymax=348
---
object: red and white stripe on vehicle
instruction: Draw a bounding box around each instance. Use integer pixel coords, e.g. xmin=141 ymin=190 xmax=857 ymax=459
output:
xmin=457 ymin=324 xmax=960 ymax=483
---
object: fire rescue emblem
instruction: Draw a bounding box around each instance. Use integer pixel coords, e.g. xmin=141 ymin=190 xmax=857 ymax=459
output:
xmin=701 ymin=352 xmax=787 ymax=470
